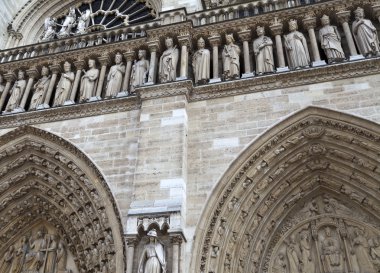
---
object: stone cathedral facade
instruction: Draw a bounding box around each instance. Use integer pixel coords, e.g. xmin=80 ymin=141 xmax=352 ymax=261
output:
xmin=0 ymin=0 xmax=380 ymax=272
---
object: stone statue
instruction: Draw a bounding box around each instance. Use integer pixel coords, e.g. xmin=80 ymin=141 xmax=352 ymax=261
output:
xmin=11 ymin=236 xmax=29 ymax=273
xmin=24 ymin=230 xmax=47 ymax=271
xmin=54 ymin=61 xmax=75 ymax=106
xmin=0 ymin=74 xmax=4 ymax=94
xmin=5 ymin=70 xmax=27 ymax=112
xmin=80 ymin=59 xmax=99 ymax=102
xmin=284 ymin=19 xmax=310 ymax=69
xmin=158 ymin=37 xmax=179 ymax=83
xmin=44 ymin=234 xmax=59 ymax=273
xmin=192 ymin=37 xmax=210 ymax=85
xmin=253 ymin=26 xmax=275 ymax=75
xmin=321 ymin=227 xmax=344 ymax=273
xmin=222 ymin=34 xmax=241 ymax=80
xmin=351 ymin=228 xmax=376 ymax=273
xmin=352 ymin=7 xmax=380 ymax=57
xmin=138 ymin=229 xmax=166 ymax=273
xmin=286 ymin=234 xmax=301 ymax=273
xmin=299 ymin=232 xmax=315 ymax=273
xmin=41 ymin=17 xmax=57 ymax=41
xmin=57 ymin=7 xmax=77 ymax=39
xmin=319 ymin=15 xmax=345 ymax=63
xmin=369 ymin=237 xmax=380 ymax=260
xmin=105 ymin=52 xmax=125 ymax=98
xmin=76 ymin=9 xmax=91 ymax=35
xmin=0 ymin=245 xmax=14 ymax=273
xmin=131 ymin=49 xmax=149 ymax=92
xmin=29 ymin=66 xmax=51 ymax=110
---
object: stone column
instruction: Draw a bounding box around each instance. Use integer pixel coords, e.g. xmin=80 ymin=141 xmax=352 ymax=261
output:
xmin=303 ymin=16 xmax=326 ymax=67
xmin=120 ymin=51 xmax=135 ymax=97
xmin=65 ymin=59 xmax=85 ymax=105
xmin=0 ymin=73 xmax=16 ymax=112
xmin=126 ymin=238 xmax=138 ymax=273
xmin=20 ymin=68 xmax=39 ymax=110
xmin=270 ymin=20 xmax=289 ymax=72
xmin=208 ymin=34 xmax=221 ymax=83
xmin=178 ymin=35 xmax=191 ymax=80
xmin=336 ymin=10 xmax=363 ymax=61
xmin=94 ymin=55 xmax=110 ymax=100
xmin=146 ymin=40 xmax=160 ymax=85
xmin=171 ymin=235 xmax=183 ymax=273
xmin=39 ymin=64 xmax=61 ymax=109
xmin=238 ymin=29 xmax=254 ymax=78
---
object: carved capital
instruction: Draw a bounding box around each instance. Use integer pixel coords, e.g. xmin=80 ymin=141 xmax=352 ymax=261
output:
xmin=372 ymin=4 xmax=380 ymax=19
xmin=147 ymin=40 xmax=160 ymax=53
xmin=208 ymin=35 xmax=221 ymax=47
xmin=336 ymin=10 xmax=351 ymax=24
xmin=123 ymin=51 xmax=135 ymax=62
xmin=302 ymin=17 xmax=317 ymax=30
xmin=178 ymin=35 xmax=191 ymax=48
xmin=26 ymin=68 xmax=39 ymax=79
xmin=49 ymin=64 xmax=62 ymax=74
xmin=269 ymin=22 xmax=284 ymax=36
xmin=237 ymin=30 xmax=251 ymax=42
xmin=171 ymin=235 xmax=183 ymax=244
xmin=125 ymin=237 xmax=139 ymax=247
xmin=74 ymin=60 xmax=86 ymax=71
xmin=4 ymin=72 xmax=16 ymax=82
xmin=98 ymin=55 xmax=111 ymax=66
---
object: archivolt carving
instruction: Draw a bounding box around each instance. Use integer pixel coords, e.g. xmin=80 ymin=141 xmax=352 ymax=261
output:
xmin=191 ymin=106 xmax=380 ymax=273
xmin=0 ymin=126 xmax=125 ymax=273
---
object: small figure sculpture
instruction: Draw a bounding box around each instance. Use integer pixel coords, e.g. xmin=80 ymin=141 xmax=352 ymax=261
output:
xmin=352 ymin=7 xmax=380 ymax=57
xmin=273 ymin=253 xmax=287 ymax=273
xmin=284 ymin=19 xmax=310 ymax=69
xmin=41 ymin=17 xmax=57 ymax=41
xmin=351 ymin=228 xmax=376 ymax=273
xmin=192 ymin=37 xmax=210 ymax=85
xmin=29 ymin=66 xmax=51 ymax=110
xmin=105 ymin=52 xmax=125 ymax=98
xmin=45 ymin=234 xmax=59 ymax=273
xmin=131 ymin=49 xmax=149 ymax=92
xmin=11 ymin=236 xmax=29 ymax=273
xmin=76 ymin=9 xmax=91 ymax=35
xmin=299 ymin=232 xmax=315 ymax=273
xmin=0 ymin=245 xmax=14 ymax=273
xmin=321 ymin=227 xmax=344 ymax=273
xmin=159 ymin=37 xmax=179 ymax=83
xmin=253 ymin=26 xmax=275 ymax=75
xmin=319 ymin=15 xmax=345 ymax=63
xmin=286 ymin=234 xmax=301 ymax=273
xmin=54 ymin=61 xmax=75 ymax=106
xmin=0 ymin=74 xmax=5 ymax=94
xmin=58 ymin=7 xmax=77 ymax=39
xmin=222 ymin=34 xmax=241 ymax=80
xmin=5 ymin=70 xmax=27 ymax=112
xmin=138 ymin=229 xmax=166 ymax=273
xmin=80 ymin=59 xmax=99 ymax=102
xmin=24 ymin=230 xmax=47 ymax=270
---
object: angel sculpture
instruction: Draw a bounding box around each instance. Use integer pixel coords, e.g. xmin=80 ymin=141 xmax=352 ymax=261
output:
xmin=41 ymin=17 xmax=57 ymax=41
xmin=57 ymin=7 xmax=77 ymax=38
xmin=76 ymin=9 xmax=91 ymax=35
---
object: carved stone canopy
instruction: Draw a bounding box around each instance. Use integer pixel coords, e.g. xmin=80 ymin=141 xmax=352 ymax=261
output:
xmin=191 ymin=106 xmax=380 ymax=273
xmin=0 ymin=126 xmax=125 ymax=273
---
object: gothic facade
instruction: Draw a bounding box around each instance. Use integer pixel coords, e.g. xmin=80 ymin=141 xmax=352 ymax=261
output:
xmin=0 ymin=0 xmax=379 ymax=273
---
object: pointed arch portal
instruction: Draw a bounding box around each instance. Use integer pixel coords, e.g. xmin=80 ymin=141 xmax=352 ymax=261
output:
xmin=192 ymin=107 xmax=380 ymax=273
xmin=0 ymin=126 xmax=125 ymax=273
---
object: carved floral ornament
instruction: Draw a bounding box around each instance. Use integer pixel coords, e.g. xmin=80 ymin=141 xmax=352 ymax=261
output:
xmin=191 ymin=107 xmax=380 ymax=273
xmin=0 ymin=126 xmax=125 ymax=273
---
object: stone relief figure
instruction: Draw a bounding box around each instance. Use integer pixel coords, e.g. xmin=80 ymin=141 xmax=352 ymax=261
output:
xmin=105 ymin=52 xmax=125 ymax=98
xmin=222 ymin=34 xmax=241 ymax=80
xmin=321 ymin=227 xmax=345 ymax=273
xmin=41 ymin=17 xmax=57 ymax=41
xmin=0 ymin=245 xmax=14 ymax=273
xmin=76 ymin=9 xmax=91 ymax=35
xmin=29 ymin=66 xmax=51 ymax=110
xmin=58 ymin=7 xmax=77 ymax=39
xmin=350 ymin=228 xmax=376 ymax=273
xmin=44 ymin=234 xmax=59 ymax=273
xmin=138 ymin=229 xmax=166 ymax=273
xmin=352 ymin=7 xmax=380 ymax=57
xmin=273 ymin=253 xmax=287 ymax=273
xmin=158 ymin=37 xmax=179 ymax=83
xmin=56 ymin=239 xmax=67 ymax=271
xmin=24 ymin=229 xmax=47 ymax=271
xmin=285 ymin=234 xmax=302 ymax=273
xmin=299 ymin=232 xmax=315 ymax=273
xmin=284 ymin=19 xmax=310 ymax=69
xmin=369 ymin=237 xmax=380 ymax=260
xmin=192 ymin=37 xmax=210 ymax=85
xmin=80 ymin=59 xmax=99 ymax=102
xmin=131 ymin=49 xmax=150 ymax=92
xmin=253 ymin=26 xmax=275 ymax=75
xmin=319 ymin=15 xmax=345 ymax=63
xmin=54 ymin=61 xmax=75 ymax=106
xmin=5 ymin=70 xmax=27 ymax=112
xmin=11 ymin=236 xmax=29 ymax=273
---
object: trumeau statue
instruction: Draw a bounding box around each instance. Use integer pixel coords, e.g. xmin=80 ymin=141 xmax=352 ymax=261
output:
xmin=41 ymin=17 xmax=57 ymax=41
xmin=159 ymin=37 xmax=179 ymax=83
xmin=105 ymin=52 xmax=125 ymax=98
xmin=192 ymin=37 xmax=210 ymax=85
xmin=80 ymin=59 xmax=99 ymax=102
xmin=57 ymin=7 xmax=77 ymax=39
xmin=5 ymin=70 xmax=27 ymax=112
xmin=352 ymin=7 xmax=380 ymax=58
xmin=222 ymin=34 xmax=241 ymax=80
xmin=131 ymin=49 xmax=150 ymax=92
xmin=76 ymin=9 xmax=91 ymax=35
xmin=138 ymin=229 xmax=166 ymax=273
xmin=319 ymin=15 xmax=345 ymax=63
xmin=54 ymin=61 xmax=75 ymax=106
xmin=253 ymin=26 xmax=275 ymax=75
xmin=29 ymin=66 xmax=51 ymax=110
xmin=284 ymin=19 xmax=310 ymax=69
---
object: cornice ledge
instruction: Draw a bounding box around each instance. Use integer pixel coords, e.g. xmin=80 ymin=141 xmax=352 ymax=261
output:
xmin=0 ymin=96 xmax=139 ymax=129
xmin=137 ymin=80 xmax=193 ymax=101
xmin=191 ymin=58 xmax=380 ymax=101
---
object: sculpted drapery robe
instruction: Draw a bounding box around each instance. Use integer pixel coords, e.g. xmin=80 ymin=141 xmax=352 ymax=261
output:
xmin=352 ymin=18 xmax=380 ymax=56
xmin=131 ymin=59 xmax=150 ymax=90
xmin=253 ymin=36 xmax=275 ymax=74
xmin=319 ymin=25 xmax=345 ymax=62
xmin=29 ymin=76 xmax=51 ymax=110
xmin=159 ymin=46 xmax=179 ymax=83
xmin=284 ymin=31 xmax=310 ymax=69
xmin=321 ymin=236 xmax=344 ymax=273
xmin=192 ymin=48 xmax=210 ymax=84
xmin=54 ymin=71 xmax=74 ymax=106
xmin=138 ymin=242 xmax=166 ymax=273
xmin=222 ymin=43 xmax=241 ymax=78
xmin=80 ymin=68 xmax=99 ymax=101
xmin=105 ymin=63 xmax=125 ymax=97
xmin=6 ymin=79 xmax=26 ymax=111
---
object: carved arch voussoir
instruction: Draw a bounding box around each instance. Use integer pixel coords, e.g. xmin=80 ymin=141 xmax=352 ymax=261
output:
xmin=0 ymin=125 xmax=125 ymax=273
xmin=191 ymin=106 xmax=380 ymax=273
